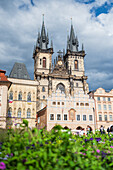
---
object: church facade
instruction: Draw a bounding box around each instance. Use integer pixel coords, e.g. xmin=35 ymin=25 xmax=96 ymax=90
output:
xmin=34 ymin=18 xmax=95 ymax=131
xmin=33 ymin=18 xmax=89 ymax=111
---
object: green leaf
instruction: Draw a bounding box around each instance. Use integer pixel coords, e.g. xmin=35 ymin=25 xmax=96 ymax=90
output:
xmin=25 ymin=160 xmax=36 ymax=165
xmin=17 ymin=163 xmax=25 ymax=170
xmin=69 ymin=160 xmax=75 ymax=167
xmin=14 ymin=151 xmax=19 ymax=156
xmin=23 ymin=119 xmax=28 ymax=127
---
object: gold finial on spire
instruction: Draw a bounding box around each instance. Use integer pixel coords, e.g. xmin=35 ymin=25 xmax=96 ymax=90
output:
xmin=71 ymin=17 xmax=72 ymax=25
xmin=42 ymin=14 xmax=44 ymax=22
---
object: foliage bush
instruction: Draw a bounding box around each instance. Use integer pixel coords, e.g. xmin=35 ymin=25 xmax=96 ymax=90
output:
xmin=0 ymin=120 xmax=113 ymax=170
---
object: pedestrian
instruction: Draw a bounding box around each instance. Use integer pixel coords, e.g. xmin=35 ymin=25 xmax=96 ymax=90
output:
xmin=100 ymin=125 xmax=104 ymax=134
xmin=107 ymin=127 xmax=110 ymax=136
xmin=86 ymin=125 xmax=91 ymax=135
xmin=110 ymin=125 xmax=113 ymax=135
xmin=80 ymin=128 xmax=85 ymax=136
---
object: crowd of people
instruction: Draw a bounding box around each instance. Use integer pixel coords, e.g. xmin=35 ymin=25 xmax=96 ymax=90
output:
xmin=79 ymin=125 xmax=113 ymax=136
xmin=100 ymin=125 xmax=113 ymax=135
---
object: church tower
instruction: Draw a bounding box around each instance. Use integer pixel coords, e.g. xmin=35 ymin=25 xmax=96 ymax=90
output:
xmin=33 ymin=15 xmax=53 ymax=81
xmin=33 ymin=16 xmax=53 ymax=110
xmin=64 ymin=22 xmax=89 ymax=93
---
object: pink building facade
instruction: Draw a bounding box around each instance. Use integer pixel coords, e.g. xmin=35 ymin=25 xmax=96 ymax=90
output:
xmin=37 ymin=89 xmax=95 ymax=132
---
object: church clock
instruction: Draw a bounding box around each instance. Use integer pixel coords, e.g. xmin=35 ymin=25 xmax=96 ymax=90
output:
xmin=58 ymin=61 xmax=62 ymax=65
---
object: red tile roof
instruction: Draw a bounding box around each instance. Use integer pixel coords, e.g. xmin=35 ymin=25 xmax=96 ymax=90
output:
xmin=0 ymin=69 xmax=6 ymax=73
xmin=0 ymin=69 xmax=9 ymax=82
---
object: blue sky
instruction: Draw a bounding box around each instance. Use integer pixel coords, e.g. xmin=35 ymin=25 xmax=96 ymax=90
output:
xmin=0 ymin=0 xmax=113 ymax=91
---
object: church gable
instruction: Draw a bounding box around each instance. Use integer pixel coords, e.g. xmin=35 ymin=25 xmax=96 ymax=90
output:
xmin=52 ymin=54 xmax=68 ymax=75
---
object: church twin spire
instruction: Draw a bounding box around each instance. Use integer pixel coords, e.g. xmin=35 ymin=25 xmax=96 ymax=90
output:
xmin=34 ymin=16 xmax=84 ymax=54
xmin=67 ymin=22 xmax=79 ymax=52
xmin=36 ymin=15 xmax=53 ymax=50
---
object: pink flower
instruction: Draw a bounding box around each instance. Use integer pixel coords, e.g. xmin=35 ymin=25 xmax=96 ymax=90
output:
xmin=80 ymin=152 xmax=83 ymax=154
xmin=110 ymin=146 xmax=113 ymax=148
xmin=0 ymin=162 xmax=6 ymax=170
xmin=96 ymin=149 xmax=100 ymax=153
xmin=92 ymin=151 xmax=94 ymax=153
xmin=83 ymin=153 xmax=86 ymax=156
xmin=95 ymin=155 xmax=100 ymax=159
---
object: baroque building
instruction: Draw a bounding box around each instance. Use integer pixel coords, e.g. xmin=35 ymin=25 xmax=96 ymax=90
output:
xmin=7 ymin=63 xmax=38 ymax=128
xmin=37 ymin=89 xmax=95 ymax=131
xmin=89 ymin=88 xmax=113 ymax=130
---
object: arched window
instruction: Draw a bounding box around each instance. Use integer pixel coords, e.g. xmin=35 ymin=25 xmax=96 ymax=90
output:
xmin=9 ymin=91 xmax=13 ymax=101
xmin=18 ymin=108 xmax=21 ymax=118
xmin=42 ymin=86 xmax=45 ymax=92
xmin=43 ymin=57 xmax=46 ymax=68
xmin=27 ymin=108 xmax=31 ymax=118
xmin=56 ymin=83 xmax=65 ymax=93
xmin=74 ymin=60 xmax=78 ymax=70
xmin=85 ymin=103 xmax=89 ymax=106
xmin=27 ymin=92 xmax=31 ymax=101
xmin=18 ymin=91 xmax=22 ymax=101
xmin=8 ymin=107 xmax=12 ymax=117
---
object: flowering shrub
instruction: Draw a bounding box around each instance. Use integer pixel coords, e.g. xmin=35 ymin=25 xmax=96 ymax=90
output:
xmin=0 ymin=120 xmax=113 ymax=169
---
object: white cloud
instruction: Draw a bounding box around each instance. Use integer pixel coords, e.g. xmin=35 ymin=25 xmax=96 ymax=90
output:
xmin=0 ymin=0 xmax=113 ymax=90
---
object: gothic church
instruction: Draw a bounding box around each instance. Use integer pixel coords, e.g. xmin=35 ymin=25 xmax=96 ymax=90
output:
xmin=33 ymin=18 xmax=89 ymax=111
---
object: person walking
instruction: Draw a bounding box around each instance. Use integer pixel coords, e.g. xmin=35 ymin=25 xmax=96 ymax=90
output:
xmin=100 ymin=125 xmax=104 ymax=134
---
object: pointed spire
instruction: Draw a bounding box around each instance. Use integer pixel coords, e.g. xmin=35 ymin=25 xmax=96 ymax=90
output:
xmin=51 ymin=39 xmax=53 ymax=49
xmin=37 ymin=14 xmax=50 ymax=50
xmin=38 ymin=29 xmax=40 ymax=44
xmin=47 ymin=29 xmax=49 ymax=45
xmin=67 ymin=18 xmax=79 ymax=52
xmin=43 ymin=14 xmax=44 ymax=23
xmin=63 ymin=49 xmax=65 ymax=56
xmin=76 ymin=35 xmax=79 ymax=51
xmin=70 ymin=18 xmax=75 ymax=42
xmin=41 ymin=14 xmax=46 ymax=41
xmin=82 ymin=43 xmax=84 ymax=51
xmin=36 ymin=40 xmax=38 ymax=47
